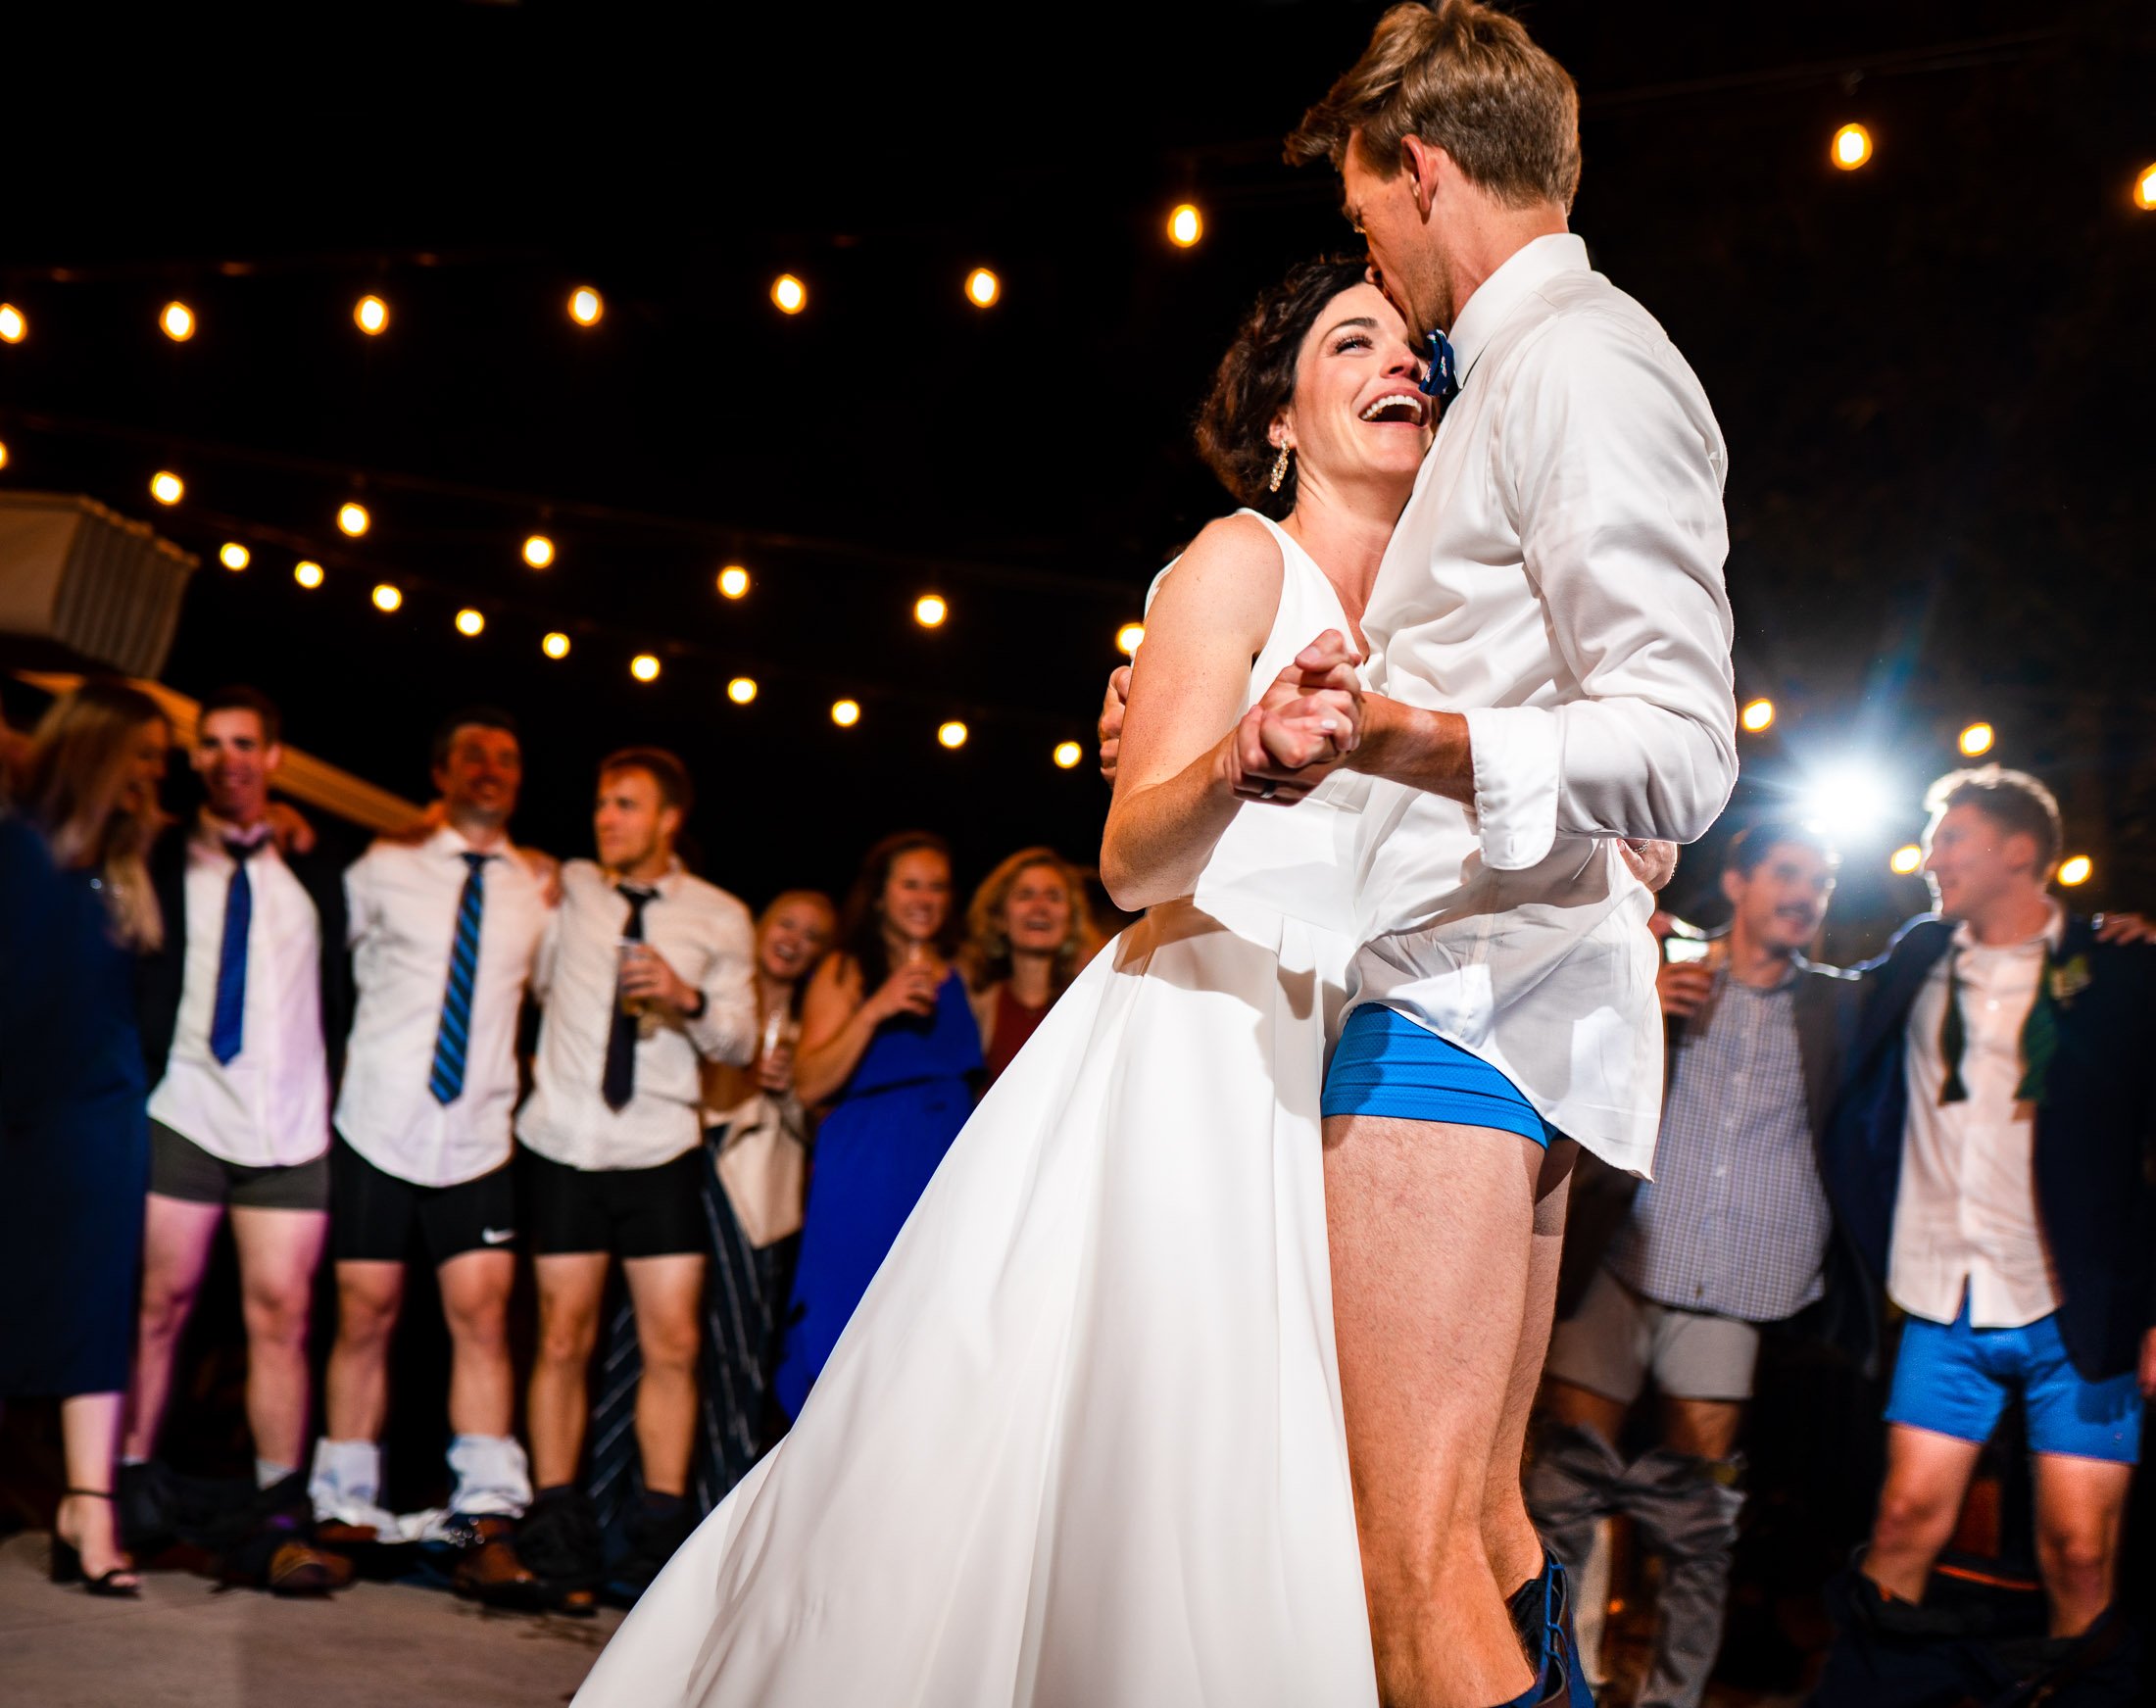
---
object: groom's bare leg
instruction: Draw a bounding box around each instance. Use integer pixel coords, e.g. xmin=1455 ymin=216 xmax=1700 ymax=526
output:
xmin=1482 ymin=1141 xmax=1578 ymax=1597
xmin=1326 ymin=1112 xmax=1543 ymax=1707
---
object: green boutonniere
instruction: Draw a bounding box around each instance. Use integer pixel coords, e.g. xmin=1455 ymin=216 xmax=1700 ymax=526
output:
xmin=2049 ymin=953 xmax=2091 ymax=1008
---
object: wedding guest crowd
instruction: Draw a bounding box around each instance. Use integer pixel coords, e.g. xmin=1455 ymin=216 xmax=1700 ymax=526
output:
xmin=2 ymin=674 xmax=2148 ymax=1708
xmin=0 ymin=679 xmax=1107 ymax=1615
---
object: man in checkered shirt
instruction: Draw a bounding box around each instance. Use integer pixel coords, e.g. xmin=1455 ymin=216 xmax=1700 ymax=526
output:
xmin=1524 ymin=823 xmax=1858 ymax=1708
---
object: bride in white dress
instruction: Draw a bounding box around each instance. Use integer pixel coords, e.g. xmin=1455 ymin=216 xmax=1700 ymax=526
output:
xmin=572 ymin=260 xmax=1436 ymax=1708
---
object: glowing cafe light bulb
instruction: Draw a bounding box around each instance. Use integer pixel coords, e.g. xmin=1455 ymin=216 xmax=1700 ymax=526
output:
xmin=727 ymin=676 xmax=759 ymax=706
xmin=371 ymin=583 xmax=402 ymax=612
xmin=294 ymin=561 xmax=324 ymax=589
xmin=1832 ymin=123 xmax=1872 ymax=171
xmin=219 ymin=542 xmax=250 ymax=571
xmin=0 ymin=440 xmax=9 ymax=469
xmin=455 ymin=608 xmax=486 ymax=637
xmin=630 ymin=653 xmax=661 ymax=683
xmin=716 ymin=564 xmax=750 ymax=599
xmin=1116 ymin=621 xmax=1146 ymax=657
xmin=542 ymin=631 xmax=571 ymax=659
xmin=1740 ymin=697 xmax=1776 ymax=733
xmin=2134 ymin=164 xmax=2156 ymax=212
xmin=1890 ymin=845 xmax=1924 ymax=876
xmin=1054 ymin=740 xmax=1083 ymax=770
xmin=354 ymin=294 xmax=389 ymax=335
xmin=965 ymin=268 xmax=1001 ymax=308
xmin=1958 ymin=721 xmax=1994 ymax=757
xmin=938 ymin=720 xmax=969 ymax=750
xmin=0 ymin=303 xmax=24 ymax=343
xmin=522 ymin=533 xmax=555 ymax=569
xmin=771 ymin=273 xmax=807 ymax=316
xmin=568 ymin=286 xmax=604 ymax=326
xmin=830 ymin=699 xmax=861 ymax=728
xmin=1168 ymin=204 xmax=1203 ymax=248
xmin=2057 ymin=854 xmax=2093 ymax=887
xmin=914 ymin=593 xmax=948 ymax=628
xmin=150 ymin=470 xmax=184 ymax=505
xmin=161 ymin=301 xmax=196 ymax=341
xmin=337 ymin=502 xmax=370 ymax=537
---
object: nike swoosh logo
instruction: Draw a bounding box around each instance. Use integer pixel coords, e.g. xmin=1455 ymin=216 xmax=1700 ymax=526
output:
xmin=480 ymin=1227 xmax=515 ymax=1245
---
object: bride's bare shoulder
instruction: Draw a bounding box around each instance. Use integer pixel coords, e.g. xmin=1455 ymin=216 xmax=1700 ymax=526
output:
xmin=1149 ymin=513 xmax=1284 ymax=645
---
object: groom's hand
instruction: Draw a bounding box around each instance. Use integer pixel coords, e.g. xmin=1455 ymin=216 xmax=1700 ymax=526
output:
xmin=1097 ymin=665 xmax=1132 ymax=784
xmin=1619 ymin=839 xmax=1679 ymax=893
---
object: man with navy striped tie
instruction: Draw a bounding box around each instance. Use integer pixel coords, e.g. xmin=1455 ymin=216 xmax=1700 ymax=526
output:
xmin=310 ymin=708 xmax=550 ymax=1592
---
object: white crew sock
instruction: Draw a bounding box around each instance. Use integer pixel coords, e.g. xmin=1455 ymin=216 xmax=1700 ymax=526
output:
xmin=308 ymin=1438 xmax=383 ymax=1521
xmin=255 ymin=1457 xmax=296 ymax=1490
xmin=446 ymin=1434 xmax=532 ymax=1519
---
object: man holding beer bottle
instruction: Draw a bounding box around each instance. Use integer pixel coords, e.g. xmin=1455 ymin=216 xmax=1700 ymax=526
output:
xmin=510 ymin=747 xmax=758 ymax=1612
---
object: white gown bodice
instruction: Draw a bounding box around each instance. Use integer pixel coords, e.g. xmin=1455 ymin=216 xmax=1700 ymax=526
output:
xmin=1154 ymin=510 xmax=1363 ymax=939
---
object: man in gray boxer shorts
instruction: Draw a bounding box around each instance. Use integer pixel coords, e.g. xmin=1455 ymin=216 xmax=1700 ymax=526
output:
xmin=1525 ymin=824 xmax=1855 ymax=1708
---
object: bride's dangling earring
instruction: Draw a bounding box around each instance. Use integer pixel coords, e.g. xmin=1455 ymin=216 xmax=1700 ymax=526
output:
xmin=1267 ymin=442 xmax=1293 ymax=494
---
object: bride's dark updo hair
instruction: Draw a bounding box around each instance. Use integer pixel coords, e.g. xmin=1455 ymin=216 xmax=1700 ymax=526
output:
xmin=1195 ymin=255 xmax=1375 ymax=518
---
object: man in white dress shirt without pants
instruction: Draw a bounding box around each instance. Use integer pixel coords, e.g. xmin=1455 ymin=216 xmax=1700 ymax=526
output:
xmin=310 ymin=708 xmax=550 ymax=1596
xmin=1256 ymin=8 xmax=1739 ymax=1703
xmin=125 ymin=687 xmax=348 ymax=1545
xmin=509 ymin=748 xmax=756 ymax=1611
xmin=1813 ymin=768 xmax=2153 ymax=1702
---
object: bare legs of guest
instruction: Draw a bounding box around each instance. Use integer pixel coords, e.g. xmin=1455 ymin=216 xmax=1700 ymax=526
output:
xmin=127 ymin=1195 xmax=326 ymax=1476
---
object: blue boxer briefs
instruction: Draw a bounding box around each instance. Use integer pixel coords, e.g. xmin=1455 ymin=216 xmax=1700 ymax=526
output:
xmin=1886 ymin=1294 xmax=2143 ymax=1465
xmin=1322 ymin=1004 xmax=1557 ymax=1146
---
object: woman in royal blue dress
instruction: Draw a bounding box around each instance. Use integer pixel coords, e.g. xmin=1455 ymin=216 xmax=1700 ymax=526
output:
xmin=775 ymin=832 xmax=981 ymax=1416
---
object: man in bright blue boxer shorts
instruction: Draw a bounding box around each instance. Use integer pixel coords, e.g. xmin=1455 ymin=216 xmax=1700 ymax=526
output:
xmin=1241 ymin=10 xmax=1740 ymax=1705
xmin=1819 ymin=765 xmax=2156 ymax=1675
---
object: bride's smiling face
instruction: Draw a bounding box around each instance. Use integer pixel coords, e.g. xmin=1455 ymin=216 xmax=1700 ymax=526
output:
xmin=1275 ymin=282 xmax=1432 ymax=509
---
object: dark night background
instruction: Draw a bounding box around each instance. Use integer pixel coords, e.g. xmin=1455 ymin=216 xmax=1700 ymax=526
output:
xmin=3 ymin=0 xmax=2152 ymax=957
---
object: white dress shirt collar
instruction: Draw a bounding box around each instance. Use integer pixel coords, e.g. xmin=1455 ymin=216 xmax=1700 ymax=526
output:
xmin=195 ymin=807 xmax=273 ymax=852
xmin=1446 ymin=231 xmax=1591 ymax=384
xmin=1947 ymin=900 xmax=2064 ymax=956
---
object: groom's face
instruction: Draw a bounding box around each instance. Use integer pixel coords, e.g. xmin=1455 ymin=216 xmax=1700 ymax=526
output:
xmin=1342 ymin=133 xmax=1448 ymax=336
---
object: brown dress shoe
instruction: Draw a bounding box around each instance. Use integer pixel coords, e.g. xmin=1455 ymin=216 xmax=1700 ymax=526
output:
xmin=257 ymin=1542 xmax=357 ymax=1596
xmin=449 ymin=1516 xmax=543 ymax=1609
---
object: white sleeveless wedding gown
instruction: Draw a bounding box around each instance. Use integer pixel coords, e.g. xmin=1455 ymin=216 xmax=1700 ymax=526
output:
xmin=573 ymin=512 xmax=1380 ymax=1708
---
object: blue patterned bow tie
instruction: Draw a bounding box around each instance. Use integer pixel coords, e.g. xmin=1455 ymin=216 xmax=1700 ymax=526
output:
xmin=1419 ymin=329 xmax=1460 ymax=406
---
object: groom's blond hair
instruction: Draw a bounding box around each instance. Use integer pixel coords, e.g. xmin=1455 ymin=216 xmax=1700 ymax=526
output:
xmin=1287 ymin=1 xmax=1581 ymax=213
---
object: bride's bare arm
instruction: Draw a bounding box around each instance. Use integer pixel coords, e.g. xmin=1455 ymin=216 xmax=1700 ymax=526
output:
xmin=1099 ymin=517 xmax=1289 ymax=912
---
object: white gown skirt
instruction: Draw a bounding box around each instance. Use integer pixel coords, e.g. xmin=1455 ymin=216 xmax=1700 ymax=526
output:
xmin=572 ymin=897 xmax=1379 ymax=1708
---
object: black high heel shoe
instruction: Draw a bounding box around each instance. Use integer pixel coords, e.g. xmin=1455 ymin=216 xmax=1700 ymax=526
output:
xmin=51 ymin=1488 xmax=142 ymax=1597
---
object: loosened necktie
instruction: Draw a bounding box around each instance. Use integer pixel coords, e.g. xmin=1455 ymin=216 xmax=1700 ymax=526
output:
xmin=1419 ymin=329 xmax=1461 ymax=406
xmin=603 ymin=885 xmax=660 ymax=1111
xmin=427 ymin=853 xmax=492 ymax=1104
xmin=1936 ymin=942 xmax=2059 ymax=1107
xmin=209 ymin=838 xmax=262 ymax=1065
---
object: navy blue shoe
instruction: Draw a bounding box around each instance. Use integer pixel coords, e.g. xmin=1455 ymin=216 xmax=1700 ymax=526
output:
xmin=1504 ymin=1553 xmax=1593 ymax=1707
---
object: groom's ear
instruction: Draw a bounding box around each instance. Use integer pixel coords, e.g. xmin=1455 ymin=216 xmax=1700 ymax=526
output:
xmin=1399 ymin=135 xmax=1443 ymax=217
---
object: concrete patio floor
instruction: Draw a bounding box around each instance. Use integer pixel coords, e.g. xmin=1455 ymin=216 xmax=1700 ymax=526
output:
xmin=0 ymin=1531 xmax=619 ymax=1708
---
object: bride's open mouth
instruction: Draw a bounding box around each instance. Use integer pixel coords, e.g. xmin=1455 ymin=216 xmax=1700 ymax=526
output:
xmin=1357 ymin=389 xmax=1428 ymax=428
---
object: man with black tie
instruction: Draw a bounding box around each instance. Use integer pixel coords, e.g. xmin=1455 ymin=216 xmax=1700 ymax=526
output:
xmin=309 ymin=708 xmax=550 ymax=1601
xmin=508 ymin=748 xmax=756 ymax=1611
xmin=124 ymin=687 xmax=350 ymax=1560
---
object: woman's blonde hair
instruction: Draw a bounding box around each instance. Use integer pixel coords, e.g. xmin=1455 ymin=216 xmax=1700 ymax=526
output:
xmin=961 ymin=848 xmax=1101 ymax=998
xmin=20 ymin=681 xmax=169 ymax=949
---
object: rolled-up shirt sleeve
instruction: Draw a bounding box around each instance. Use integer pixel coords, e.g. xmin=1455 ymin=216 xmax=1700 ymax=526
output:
xmin=1469 ymin=311 xmax=1738 ymax=870
xmin=685 ymin=897 xmax=758 ymax=1067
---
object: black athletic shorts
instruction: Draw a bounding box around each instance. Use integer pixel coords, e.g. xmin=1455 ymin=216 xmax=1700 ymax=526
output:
xmin=329 ymin=1135 xmax=517 ymax=1264
xmin=519 ymin=1143 xmax=705 ymax=1259
xmin=149 ymin=1120 xmax=331 ymax=1212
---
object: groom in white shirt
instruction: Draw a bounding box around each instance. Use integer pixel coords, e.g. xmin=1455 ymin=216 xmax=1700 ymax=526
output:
xmin=1248 ymin=6 xmax=1739 ymax=1704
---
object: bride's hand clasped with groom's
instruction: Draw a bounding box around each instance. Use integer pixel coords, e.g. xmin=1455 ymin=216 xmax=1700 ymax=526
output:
xmin=1230 ymin=628 xmax=1366 ymax=805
